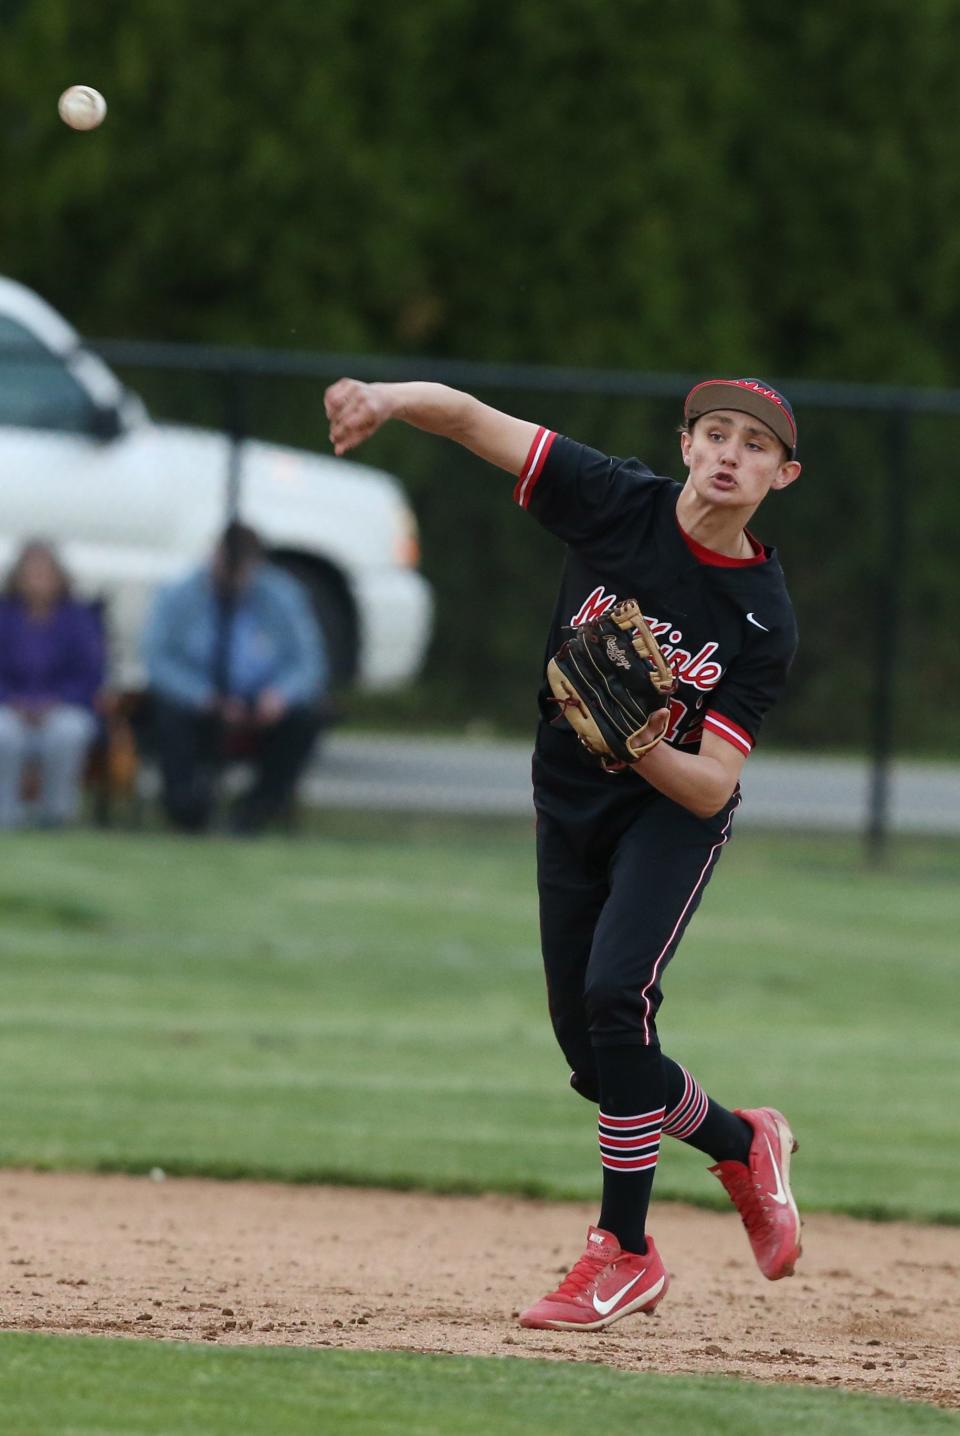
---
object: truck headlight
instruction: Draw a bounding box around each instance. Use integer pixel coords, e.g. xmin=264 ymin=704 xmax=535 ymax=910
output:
xmin=394 ymin=505 xmax=421 ymax=568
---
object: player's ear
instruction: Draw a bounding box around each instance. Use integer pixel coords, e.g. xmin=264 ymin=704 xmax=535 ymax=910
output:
xmin=772 ymin=460 xmax=802 ymax=491
xmin=679 ymin=431 xmax=692 ymax=468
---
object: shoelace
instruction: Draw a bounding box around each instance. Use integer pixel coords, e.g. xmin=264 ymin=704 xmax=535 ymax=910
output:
xmin=722 ymin=1167 xmax=771 ymax=1240
xmin=552 ymin=1249 xmax=611 ymax=1300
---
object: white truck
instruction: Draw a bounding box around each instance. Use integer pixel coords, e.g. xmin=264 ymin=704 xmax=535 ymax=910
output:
xmin=0 ymin=275 xmax=432 ymax=691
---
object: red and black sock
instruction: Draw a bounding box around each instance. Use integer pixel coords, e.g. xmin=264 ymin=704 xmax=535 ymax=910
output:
xmin=594 ymin=1043 xmax=665 ymax=1255
xmin=662 ymin=1055 xmax=751 ymax=1164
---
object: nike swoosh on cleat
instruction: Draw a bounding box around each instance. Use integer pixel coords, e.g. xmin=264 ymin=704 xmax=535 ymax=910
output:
xmin=592 ymin=1271 xmax=661 ymax=1316
xmin=764 ymin=1134 xmax=790 ymax=1205
xmin=746 ymin=612 xmax=769 ymax=631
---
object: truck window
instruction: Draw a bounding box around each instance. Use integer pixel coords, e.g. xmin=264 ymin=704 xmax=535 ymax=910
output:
xmin=0 ymin=317 xmax=98 ymax=434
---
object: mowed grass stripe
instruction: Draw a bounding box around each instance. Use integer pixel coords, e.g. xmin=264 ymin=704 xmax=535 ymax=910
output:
xmin=0 ymin=821 xmax=956 ymax=1219
xmin=0 ymin=1334 xmax=956 ymax=1436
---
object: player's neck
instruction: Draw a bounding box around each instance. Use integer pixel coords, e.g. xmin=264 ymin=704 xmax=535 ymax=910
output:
xmin=675 ymin=486 xmax=757 ymax=560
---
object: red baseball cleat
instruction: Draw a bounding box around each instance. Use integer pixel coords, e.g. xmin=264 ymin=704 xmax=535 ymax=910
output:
xmin=518 ymin=1226 xmax=669 ymax=1330
xmin=710 ymin=1106 xmax=802 ymax=1280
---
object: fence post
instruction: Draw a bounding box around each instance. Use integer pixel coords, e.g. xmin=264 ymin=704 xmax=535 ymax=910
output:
xmin=866 ymin=407 xmax=909 ymax=862
xmin=223 ymin=364 xmax=245 ymax=531
xmin=211 ymin=366 xmax=247 ymax=704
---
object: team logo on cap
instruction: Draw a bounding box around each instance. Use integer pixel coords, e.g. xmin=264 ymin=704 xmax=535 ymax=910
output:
xmin=733 ymin=379 xmax=786 ymax=409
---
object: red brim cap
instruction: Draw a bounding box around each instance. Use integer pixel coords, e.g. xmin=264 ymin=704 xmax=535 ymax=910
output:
xmin=684 ymin=378 xmax=797 ymax=456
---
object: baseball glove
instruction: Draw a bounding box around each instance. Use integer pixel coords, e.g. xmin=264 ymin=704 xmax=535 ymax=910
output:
xmin=547 ymin=598 xmax=678 ymax=770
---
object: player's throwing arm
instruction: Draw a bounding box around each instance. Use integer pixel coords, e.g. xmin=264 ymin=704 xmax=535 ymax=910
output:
xmin=325 ymin=378 xmax=537 ymax=475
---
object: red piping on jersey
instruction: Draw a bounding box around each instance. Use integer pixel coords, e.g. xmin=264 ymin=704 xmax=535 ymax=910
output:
xmin=638 ymin=793 xmax=741 ymax=1044
xmin=703 ymin=710 xmax=754 ymax=756
xmin=514 ymin=427 xmax=557 ymax=509
xmin=676 ymin=516 xmax=766 ymax=567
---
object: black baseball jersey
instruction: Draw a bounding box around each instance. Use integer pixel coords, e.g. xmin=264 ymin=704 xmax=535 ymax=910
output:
xmin=515 ymin=428 xmax=798 ymax=825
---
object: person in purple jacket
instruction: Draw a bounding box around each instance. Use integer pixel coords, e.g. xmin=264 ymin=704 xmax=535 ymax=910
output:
xmin=0 ymin=540 xmax=104 ymax=828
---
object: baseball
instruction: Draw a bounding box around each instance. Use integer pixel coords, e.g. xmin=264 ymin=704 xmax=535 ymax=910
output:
xmin=57 ymin=85 xmax=107 ymax=131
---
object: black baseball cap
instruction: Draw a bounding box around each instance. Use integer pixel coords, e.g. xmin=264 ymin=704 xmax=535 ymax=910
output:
xmin=684 ymin=377 xmax=797 ymax=457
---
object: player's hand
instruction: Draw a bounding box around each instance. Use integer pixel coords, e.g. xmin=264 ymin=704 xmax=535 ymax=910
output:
xmin=324 ymin=378 xmax=392 ymax=455
xmin=644 ymin=707 xmax=671 ymax=742
xmin=629 ymin=706 xmax=671 ymax=764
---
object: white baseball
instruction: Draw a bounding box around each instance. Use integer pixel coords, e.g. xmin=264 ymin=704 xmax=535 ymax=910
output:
xmin=57 ymin=85 xmax=107 ymax=131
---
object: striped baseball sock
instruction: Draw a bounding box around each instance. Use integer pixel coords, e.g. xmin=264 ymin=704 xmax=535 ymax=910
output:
xmin=595 ymin=1043 xmax=665 ymax=1255
xmin=662 ymin=1055 xmax=751 ymax=1164
xmin=661 ymin=1062 xmax=709 ymax=1139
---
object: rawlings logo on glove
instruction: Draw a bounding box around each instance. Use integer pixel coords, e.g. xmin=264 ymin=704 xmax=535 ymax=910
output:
xmin=547 ymin=598 xmax=678 ymax=771
xmin=604 ymin=636 xmax=631 ymax=670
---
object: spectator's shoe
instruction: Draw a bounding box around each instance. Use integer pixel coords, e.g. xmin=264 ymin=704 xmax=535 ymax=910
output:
xmin=710 ymin=1107 xmax=801 ymax=1280
xmin=518 ymin=1227 xmax=669 ymax=1330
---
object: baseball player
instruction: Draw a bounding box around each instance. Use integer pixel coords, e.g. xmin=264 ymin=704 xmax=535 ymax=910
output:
xmin=325 ymin=374 xmax=803 ymax=1330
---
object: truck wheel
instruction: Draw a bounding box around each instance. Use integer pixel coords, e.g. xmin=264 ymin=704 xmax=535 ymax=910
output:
xmin=274 ymin=558 xmax=358 ymax=688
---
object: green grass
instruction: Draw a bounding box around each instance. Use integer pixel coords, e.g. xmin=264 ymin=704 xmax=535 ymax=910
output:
xmin=1 ymin=1334 xmax=957 ymax=1436
xmin=0 ymin=819 xmax=957 ymax=1221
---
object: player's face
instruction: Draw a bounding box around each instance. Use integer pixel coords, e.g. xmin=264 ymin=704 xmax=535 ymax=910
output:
xmin=680 ymin=410 xmax=801 ymax=510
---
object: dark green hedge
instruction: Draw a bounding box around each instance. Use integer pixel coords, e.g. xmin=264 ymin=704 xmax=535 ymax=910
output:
xmin=5 ymin=2 xmax=960 ymax=385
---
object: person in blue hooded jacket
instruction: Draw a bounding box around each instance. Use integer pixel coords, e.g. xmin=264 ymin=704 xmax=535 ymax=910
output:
xmin=143 ymin=522 xmax=327 ymax=834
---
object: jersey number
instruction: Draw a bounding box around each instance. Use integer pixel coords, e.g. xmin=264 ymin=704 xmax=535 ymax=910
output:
xmin=664 ymin=697 xmax=702 ymax=747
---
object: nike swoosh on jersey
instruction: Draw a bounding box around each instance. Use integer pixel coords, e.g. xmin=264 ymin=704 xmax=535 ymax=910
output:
xmin=764 ymin=1134 xmax=790 ymax=1205
xmin=746 ymin=612 xmax=770 ymax=631
xmin=592 ymin=1271 xmax=664 ymax=1316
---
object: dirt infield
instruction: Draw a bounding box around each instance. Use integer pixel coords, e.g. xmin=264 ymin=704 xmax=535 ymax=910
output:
xmin=1 ymin=1170 xmax=957 ymax=1408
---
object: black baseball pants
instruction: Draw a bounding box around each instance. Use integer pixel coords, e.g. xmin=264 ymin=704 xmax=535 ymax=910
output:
xmin=535 ymin=787 xmax=740 ymax=1083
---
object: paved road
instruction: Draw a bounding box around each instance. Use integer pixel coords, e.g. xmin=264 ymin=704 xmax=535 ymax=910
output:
xmin=302 ymin=734 xmax=960 ymax=834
